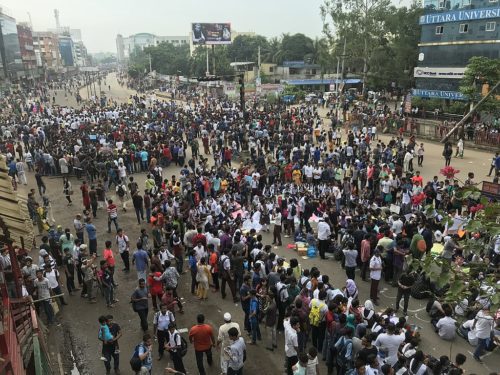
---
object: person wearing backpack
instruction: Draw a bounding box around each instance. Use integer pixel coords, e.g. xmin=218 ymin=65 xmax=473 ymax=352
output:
xmin=166 ymin=323 xmax=187 ymax=374
xmin=334 ymin=327 xmax=354 ymax=375
xmin=116 ymin=183 xmax=128 ymax=212
xmin=153 ymin=304 xmax=175 ymax=360
xmin=309 ymin=290 xmax=328 ymax=352
xmin=130 ymin=333 xmax=153 ymax=374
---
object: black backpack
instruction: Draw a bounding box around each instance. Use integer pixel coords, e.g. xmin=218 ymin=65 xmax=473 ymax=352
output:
xmin=174 ymin=333 xmax=188 ymax=357
xmin=117 ymin=185 xmax=125 ymax=197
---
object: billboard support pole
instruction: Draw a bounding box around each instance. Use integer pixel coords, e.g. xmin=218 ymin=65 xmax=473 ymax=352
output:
xmin=205 ymin=46 xmax=209 ymax=77
xmin=212 ymin=45 xmax=216 ymax=76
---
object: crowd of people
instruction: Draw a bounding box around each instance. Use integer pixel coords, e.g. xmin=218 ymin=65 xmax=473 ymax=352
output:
xmin=1 ymin=72 xmax=499 ymax=375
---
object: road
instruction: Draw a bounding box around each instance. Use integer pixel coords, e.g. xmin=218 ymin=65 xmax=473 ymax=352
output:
xmin=19 ymin=73 xmax=498 ymax=374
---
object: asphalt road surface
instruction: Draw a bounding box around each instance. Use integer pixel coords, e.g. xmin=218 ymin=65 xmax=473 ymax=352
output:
xmin=21 ymin=73 xmax=498 ymax=374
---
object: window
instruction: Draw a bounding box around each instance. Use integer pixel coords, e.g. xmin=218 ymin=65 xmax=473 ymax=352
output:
xmin=438 ymin=0 xmax=446 ymax=8
xmin=435 ymin=26 xmax=444 ymax=34
xmin=486 ymin=22 xmax=496 ymax=31
xmin=459 ymin=23 xmax=469 ymax=33
xmin=269 ymin=67 xmax=274 ymax=73
xmin=462 ymin=0 xmax=471 ymax=5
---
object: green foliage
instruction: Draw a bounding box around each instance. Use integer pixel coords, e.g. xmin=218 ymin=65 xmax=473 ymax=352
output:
xmin=411 ymin=191 xmax=500 ymax=310
xmin=321 ymin=0 xmax=422 ymax=90
xmin=459 ymin=56 xmax=500 ymax=113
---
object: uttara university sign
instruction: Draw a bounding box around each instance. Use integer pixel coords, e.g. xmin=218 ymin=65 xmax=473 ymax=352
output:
xmin=419 ymin=7 xmax=500 ymax=25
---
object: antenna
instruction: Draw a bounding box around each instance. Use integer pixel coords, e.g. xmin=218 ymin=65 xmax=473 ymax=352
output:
xmin=54 ymin=9 xmax=60 ymax=32
xmin=27 ymin=12 xmax=33 ymax=29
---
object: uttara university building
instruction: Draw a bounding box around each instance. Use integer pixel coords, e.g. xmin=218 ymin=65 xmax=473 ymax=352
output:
xmin=413 ymin=0 xmax=500 ymax=101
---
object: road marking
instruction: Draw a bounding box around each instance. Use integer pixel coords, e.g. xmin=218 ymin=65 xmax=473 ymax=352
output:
xmin=413 ymin=312 xmax=428 ymax=323
xmin=178 ymin=328 xmax=188 ymax=333
xmin=407 ymin=307 xmax=426 ymax=313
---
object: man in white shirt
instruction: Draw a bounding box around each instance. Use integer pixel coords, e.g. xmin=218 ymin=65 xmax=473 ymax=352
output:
xmin=284 ymin=317 xmax=300 ymax=375
xmin=217 ymin=313 xmax=241 ymax=375
xmin=317 ymin=217 xmax=331 ymax=260
xmin=473 ymin=307 xmax=494 ymax=361
xmin=374 ymin=323 xmax=405 ymax=366
xmin=43 ymin=264 xmax=67 ymax=305
xmin=369 ymin=249 xmax=383 ymax=305
xmin=435 ymin=307 xmax=457 ymax=341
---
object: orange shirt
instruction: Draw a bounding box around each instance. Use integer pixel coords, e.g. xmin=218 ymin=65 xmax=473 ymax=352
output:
xmin=103 ymin=248 xmax=115 ymax=267
xmin=189 ymin=324 xmax=213 ymax=351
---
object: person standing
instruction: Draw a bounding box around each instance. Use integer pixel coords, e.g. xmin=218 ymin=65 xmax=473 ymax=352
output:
xmin=487 ymin=152 xmax=499 ymax=177
xmin=239 ymin=275 xmax=252 ymax=335
xmin=34 ymin=168 xmax=46 ymax=196
xmin=62 ymin=248 xmax=77 ymax=296
xmin=217 ymin=312 xmax=241 ymax=375
xmin=360 ymin=234 xmax=371 ymax=281
xmin=33 ymin=269 xmax=55 ymax=325
xmin=249 ymin=289 xmax=262 ymax=344
xmin=133 ymin=243 xmax=149 ymax=280
xmin=342 ymin=241 xmax=358 ymax=280
xmin=115 ymin=228 xmax=130 ymax=272
xmin=131 ymin=279 xmax=150 ymax=332
xmin=263 ymin=292 xmax=278 ymax=351
xmin=102 ymin=315 xmax=122 ymax=375
xmin=16 ymin=159 xmax=27 ymax=185
xmin=317 ymin=217 xmax=331 ymax=260
xmin=189 ymin=314 xmax=215 ymax=375
xmin=473 ymin=307 xmax=494 ymax=362
xmin=369 ymin=248 xmax=383 ymax=305
xmin=132 ymin=192 xmax=145 ymax=224
xmin=395 ymin=271 xmax=415 ymax=316
xmin=134 ymin=334 xmax=153 ymax=374
xmin=225 ymin=327 xmax=246 ymax=375
xmin=272 ymin=209 xmax=282 ymax=246
xmin=284 ymin=317 xmax=300 ymax=375
xmin=153 ymin=304 xmax=175 ymax=360
xmin=107 ymin=199 xmax=119 ymax=233
xmin=63 ymin=177 xmax=73 ymax=206
xmin=416 ymin=143 xmax=424 ymax=167
xmin=85 ymin=217 xmax=98 ymax=256
xmin=166 ymin=323 xmax=186 ymax=373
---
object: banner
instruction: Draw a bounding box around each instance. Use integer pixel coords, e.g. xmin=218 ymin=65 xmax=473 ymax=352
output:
xmin=192 ymin=23 xmax=231 ymax=45
xmin=419 ymin=7 xmax=500 ymax=25
xmin=411 ymin=89 xmax=465 ymax=100
xmin=414 ymin=67 xmax=465 ymax=79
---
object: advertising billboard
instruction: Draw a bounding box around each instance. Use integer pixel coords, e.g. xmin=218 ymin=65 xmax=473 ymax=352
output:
xmin=413 ymin=67 xmax=465 ymax=79
xmin=192 ymin=23 xmax=231 ymax=45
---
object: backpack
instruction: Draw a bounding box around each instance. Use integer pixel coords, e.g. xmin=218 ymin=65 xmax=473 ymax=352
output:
xmin=117 ymin=185 xmax=125 ymax=197
xmin=174 ymin=333 xmax=188 ymax=357
xmin=309 ymin=300 xmax=325 ymax=327
xmin=291 ymin=204 xmax=297 ymax=216
xmin=130 ymin=343 xmax=144 ymax=363
xmin=336 ymin=337 xmax=353 ymax=366
xmin=278 ymin=284 xmax=288 ymax=306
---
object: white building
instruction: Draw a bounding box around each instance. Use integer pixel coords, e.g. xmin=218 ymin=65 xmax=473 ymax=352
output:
xmin=116 ymin=33 xmax=189 ymax=61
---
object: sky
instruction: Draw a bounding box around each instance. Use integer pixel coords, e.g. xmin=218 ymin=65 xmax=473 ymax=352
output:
xmin=1 ymin=0 xmax=413 ymax=54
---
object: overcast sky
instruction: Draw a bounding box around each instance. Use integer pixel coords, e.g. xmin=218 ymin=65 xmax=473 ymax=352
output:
xmin=2 ymin=0 xmax=412 ymax=53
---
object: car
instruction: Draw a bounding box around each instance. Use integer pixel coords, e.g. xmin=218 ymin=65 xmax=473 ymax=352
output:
xmin=305 ymin=93 xmax=318 ymax=102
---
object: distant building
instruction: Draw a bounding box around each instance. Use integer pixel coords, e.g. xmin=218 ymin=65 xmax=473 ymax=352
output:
xmin=17 ymin=23 xmax=36 ymax=71
xmin=0 ymin=8 xmax=23 ymax=79
xmin=116 ymin=33 xmax=190 ymax=61
xmin=413 ymin=0 xmax=500 ymax=100
xmin=58 ymin=35 xmax=74 ymax=66
xmin=32 ymin=31 xmax=62 ymax=70
xmin=73 ymin=40 xmax=88 ymax=66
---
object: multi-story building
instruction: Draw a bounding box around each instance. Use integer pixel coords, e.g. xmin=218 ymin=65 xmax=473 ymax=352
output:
xmin=116 ymin=33 xmax=190 ymax=61
xmin=32 ymin=31 xmax=62 ymax=70
xmin=58 ymin=34 xmax=74 ymax=66
xmin=0 ymin=8 xmax=23 ymax=80
xmin=17 ymin=23 xmax=36 ymax=71
xmin=413 ymin=0 xmax=500 ymax=100
xmin=73 ymin=40 xmax=88 ymax=66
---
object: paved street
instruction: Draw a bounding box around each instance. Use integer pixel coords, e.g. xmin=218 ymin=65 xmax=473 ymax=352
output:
xmin=18 ymin=73 xmax=498 ymax=375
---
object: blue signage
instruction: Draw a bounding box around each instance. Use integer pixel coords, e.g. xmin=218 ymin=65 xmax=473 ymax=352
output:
xmin=412 ymin=89 xmax=466 ymax=100
xmin=419 ymin=7 xmax=500 ymax=25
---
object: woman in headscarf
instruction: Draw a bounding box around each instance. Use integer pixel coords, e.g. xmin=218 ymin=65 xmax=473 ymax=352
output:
xmin=362 ymin=299 xmax=376 ymax=327
xmin=344 ymin=279 xmax=359 ymax=300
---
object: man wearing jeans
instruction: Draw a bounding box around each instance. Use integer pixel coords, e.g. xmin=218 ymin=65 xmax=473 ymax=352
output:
xmin=189 ymin=314 xmax=215 ymax=375
xmin=473 ymin=307 xmax=494 ymax=362
xmin=131 ymin=279 xmax=149 ymax=332
xmin=33 ymin=270 xmax=55 ymax=325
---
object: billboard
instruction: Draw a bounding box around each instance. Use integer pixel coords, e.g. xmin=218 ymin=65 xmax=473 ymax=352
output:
xmin=414 ymin=67 xmax=465 ymax=79
xmin=191 ymin=23 xmax=231 ymax=45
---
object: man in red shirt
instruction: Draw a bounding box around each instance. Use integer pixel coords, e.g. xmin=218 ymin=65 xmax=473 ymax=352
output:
xmin=411 ymin=171 xmax=423 ymax=187
xmin=189 ymin=314 xmax=215 ymax=375
xmin=192 ymin=228 xmax=207 ymax=248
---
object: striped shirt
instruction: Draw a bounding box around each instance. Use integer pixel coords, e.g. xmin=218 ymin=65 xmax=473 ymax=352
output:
xmin=107 ymin=204 xmax=118 ymax=218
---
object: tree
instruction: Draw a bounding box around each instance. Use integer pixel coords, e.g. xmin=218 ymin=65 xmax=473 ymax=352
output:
xmin=321 ymin=0 xmax=422 ymax=91
xmin=189 ymin=46 xmax=234 ymax=77
xmin=460 ymin=56 xmax=500 ymax=113
xmin=227 ymin=35 xmax=269 ymax=63
xmin=278 ymin=33 xmax=315 ymax=64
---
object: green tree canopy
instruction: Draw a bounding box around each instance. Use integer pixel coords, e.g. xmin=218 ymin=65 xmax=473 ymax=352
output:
xmin=460 ymin=56 xmax=500 ymax=113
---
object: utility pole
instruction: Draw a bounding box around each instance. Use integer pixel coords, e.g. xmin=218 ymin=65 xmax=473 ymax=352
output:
xmin=257 ymin=45 xmax=261 ymax=80
xmin=340 ymin=37 xmax=346 ymax=89
xmin=212 ymin=45 xmax=216 ymax=76
xmin=205 ymin=46 xmax=209 ymax=76
xmin=441 ymin=80 xmax=500 ymax=143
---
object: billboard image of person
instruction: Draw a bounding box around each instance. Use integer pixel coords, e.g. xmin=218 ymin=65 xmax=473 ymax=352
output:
xmin=191 ymin=23 xmax=231 ymax=45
